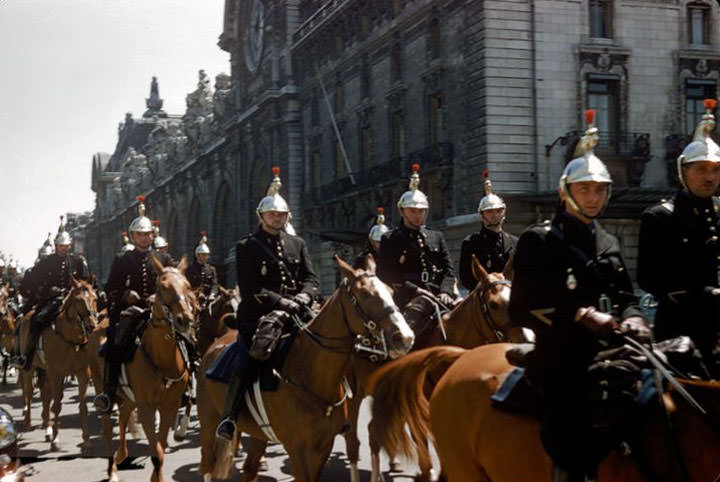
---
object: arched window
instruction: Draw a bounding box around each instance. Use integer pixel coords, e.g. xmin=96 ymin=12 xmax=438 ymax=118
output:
xmin=187 ymin=197 xmax=202 ymax=257
xmin=213 ymin=183 xmax=230 ymax=262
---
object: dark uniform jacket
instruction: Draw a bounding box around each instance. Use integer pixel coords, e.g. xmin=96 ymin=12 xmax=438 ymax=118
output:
xmin=638 ymin=191 xmax=720 ymax=357
xmin=104 ymin=248 xmax=174 ymax=319
xmin=459 ymin=227 xmax=517 ymax=291
xmin=186 ymin=261 xmax=218 ymax=297
xmin=509 ymin=213 xmax=642 ymax=379
xmin=25 ymin=253 xmax=89 ymax=304
xmin=377 ymin=223 xmax=457 ymax=308
xmin=235 ymin=228 xmax=319 ymax=331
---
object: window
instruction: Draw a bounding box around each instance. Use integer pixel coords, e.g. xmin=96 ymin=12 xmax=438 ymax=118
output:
xmin=360 ymin=125 xmax=373 ymax=169
xmin=392 ymin=110 xmax=406 ymax=158
xmin=685 ymin=79 xmax=716 ymax=134
xmin=428 ymin=18 xmax=440 ymax=59
xmin=361 ymin=58 xmax=371 ymax=99
xmin=335 ymin=139 xmax=347 ymax=179
xmin=311 ymin=150 xmax=322 ymax=187
xmin=587 ymin=76 xmax=619 ymax=135
xmin=428 ymin=93 xmax=444 ymax=145
xmin=391 ymin=42 xmax=402 ymax=82
xmin=589 ymin=0 xmax=612 ymax=39
xmin=688 ymin=3 xmax=710 ymax=45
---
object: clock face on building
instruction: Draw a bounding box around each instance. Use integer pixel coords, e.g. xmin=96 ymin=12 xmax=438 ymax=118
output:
xmin=244 ymin=0 xmax=265 ymax=74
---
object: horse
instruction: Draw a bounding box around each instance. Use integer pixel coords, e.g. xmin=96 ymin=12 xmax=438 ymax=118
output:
xmin=196 ymin=254 xmax=415 ymax=482
xmin=18 ymin=278 xmax=98 ymax=451
xmin=370 ymin=343 xmax=720 ymax=482
xmin=102 ymin=256 xmax=198 ymax=482
xmin=173 ymin=285 xmax=240 ymax=442
xmin=345 ymin=254 xmax=520 ymax=482
xmin=0 ymin=285 xmax=17 ymax=385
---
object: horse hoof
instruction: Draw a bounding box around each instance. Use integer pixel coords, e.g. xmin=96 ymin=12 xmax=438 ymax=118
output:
xmin=81 ymin=445 xmax=92 ymax=457
xmin=45 ymin=427 xmax=53 ymax=442
xmin=50 ymin=441 xmax=60 ymax=452
xmin=259 ymin=456 xmax=268 ymax=472
xmin=389 ymin=460 xmax=403 ymax=472
xmin=110 ymin=472 xmax=120 ymax=482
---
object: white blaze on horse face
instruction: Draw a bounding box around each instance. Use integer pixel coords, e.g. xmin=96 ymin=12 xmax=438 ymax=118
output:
xmin=498 ymin=284 xmax=511 ymax=305
xmin=370 ymin=276 xmax=415 ymax=356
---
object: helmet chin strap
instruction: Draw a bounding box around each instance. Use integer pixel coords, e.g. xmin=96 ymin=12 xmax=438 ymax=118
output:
xmin=561 ymin=183 xmax=607 ymax=223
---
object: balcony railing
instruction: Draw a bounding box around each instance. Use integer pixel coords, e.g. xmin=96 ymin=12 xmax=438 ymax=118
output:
xmin=562 ymin=131 xmax=650 ymax=161
xmin=310 ymin=142 xmax=454 ymax=202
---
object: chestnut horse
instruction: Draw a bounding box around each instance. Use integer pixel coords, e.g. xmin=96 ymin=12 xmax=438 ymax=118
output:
xmin=345 ymin=255 xmax=521 ymax=482
xmin=371 ymin=343 xmax=720 ymax=482
xmin=173 ymin=285 xmax=240 ymax=442
xmin=197 ymin=255 xmax=415 ymax=482
xmin=102 ymin=256 xmax=197 ymax=482
xmin=0 ymin=285 xmax=17 ymax=385
xmin=18 ymin=278 xmax=98 ymax=451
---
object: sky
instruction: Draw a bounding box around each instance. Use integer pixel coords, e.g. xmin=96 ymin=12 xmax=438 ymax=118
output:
xmin=0 ymin=0 xmax=230 ymax=268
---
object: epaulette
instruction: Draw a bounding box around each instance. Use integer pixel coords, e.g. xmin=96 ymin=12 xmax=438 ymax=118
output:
xmin=660 ymin=198 xmax=674 ymax=213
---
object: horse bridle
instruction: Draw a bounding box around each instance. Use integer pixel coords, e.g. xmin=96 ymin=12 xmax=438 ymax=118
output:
xmin=476 ymin=278 xmax=512 ymax=342
xmin=293 ymin=274 xmax=399 ymax=359
xmin=56 ymin=288 xmax=97 ymax=349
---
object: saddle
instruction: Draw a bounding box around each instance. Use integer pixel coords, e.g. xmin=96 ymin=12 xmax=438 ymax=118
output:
xmin=404 ymin=295 xmax=447 ymax=345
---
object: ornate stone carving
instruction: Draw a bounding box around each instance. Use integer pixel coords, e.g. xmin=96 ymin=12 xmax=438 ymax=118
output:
xmin=213 ymin=73 xmax=233 ymax=122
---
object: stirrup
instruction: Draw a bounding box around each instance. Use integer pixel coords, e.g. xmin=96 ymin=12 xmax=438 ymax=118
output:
xmin=215 ymin=417 xmax=237 ymax=441
xmin=93 ymin=393 xmax=113 ymax=414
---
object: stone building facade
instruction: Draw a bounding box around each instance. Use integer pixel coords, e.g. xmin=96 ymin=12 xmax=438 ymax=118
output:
xmin=85 ymin=0 xmax=720 ymax=293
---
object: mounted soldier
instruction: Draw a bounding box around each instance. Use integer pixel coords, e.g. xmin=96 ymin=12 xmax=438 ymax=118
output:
xmin=152 ymin=219 xmax=170 ymax=254
xmin=377 ymin=163 xmax=459 ymax=342
xmin=215 ymin=166 xmax=319 ymax=442
xmin=459 ymin=171 xmax=517 ymax=291
xmin=17 ymin=217 xmax=90 ymax=370
xmin=93 ymin=196 xmax=175 ymax=413
xmin=18 ymin=234 xmax=53 ymax=316
xmin=117 ymin=232 xmax=135 ymax=257
xmin=638 ymin=98 xmax=720 ymax=371
xmin=508 ymin=110 xmax=650 ymax=482
xmin=186 ymin=232 xmax=218 ymax=305
xmin=354 ymin=207 xmax=389 ymax=269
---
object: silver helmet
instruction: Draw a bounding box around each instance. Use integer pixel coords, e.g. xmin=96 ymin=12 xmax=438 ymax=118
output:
xmin=54 ymin=215 xmax=72 ymax=246
xmin=128 ymin=195 xmax=153 ymax=233
xmin=195 ymin=232 xmax=211 ymax=256
xmin=368 ymin=207 xmax=389 ymax=242
xmin=284 ymin=212 xmax=297 ymax=236
xmin=677 ymin=98 xmax=720 ymax=187
xmin=38 ymin=232 xmax=54 ymax=259
xmin=152 ymin=220 xmax=168 ymax=249
xmin=397 ymin=163 xmax=430 ymax=210
xmin=119 ymin=232 xmax=135 ymax=254
xmin=257 ymin=166 xmax=290 ymax=217
xmin=559 ymin=109 xmax=613 ymax=215
xmin=478 ymin=170 xmax=506 ymax=212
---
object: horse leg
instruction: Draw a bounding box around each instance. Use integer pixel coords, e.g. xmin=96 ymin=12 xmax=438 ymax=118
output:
xmin=173 ymin=393 xmax=192 ymax=442
xmin=38 ymin=369 xmax=51 ymax=435
xmin=286 ymin=436 xmax=335 ymax=482
xmin=137 ymin=404 xmax=164 ymax=482
xmin=1 ymin=353 xmax=7 ymax=385
xmin=20 ymin=370 xmax=32 ymax=430
xmin=368 ymin=416 xmax=389 ymax=482
xmin=102 ymin=412 xmax=120 ymax=482
xmin=77 ymin=367 xmax=92 ymax=455
xmin=344 ymin=393 xmax=363 ymax=482
xmin=47 ymin=370 xmax=63 ymax=449
xmin=115 ymin=402 xmax=134 ymax=466
xmin=242 ymin=437 xmax=267 ymax=482
xmin=415 ymin=433 xmax=436 ymax=482
xmin=158 ymin=403 xmax=176 ymax=451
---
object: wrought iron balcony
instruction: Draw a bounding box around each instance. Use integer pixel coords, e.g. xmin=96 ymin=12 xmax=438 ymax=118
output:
xmin=309 ymin=142 xmax=454 ymax=202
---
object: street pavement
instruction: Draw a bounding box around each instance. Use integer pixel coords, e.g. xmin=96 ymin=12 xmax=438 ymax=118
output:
xmin=0 ymin=368 xmax=431 ymax=481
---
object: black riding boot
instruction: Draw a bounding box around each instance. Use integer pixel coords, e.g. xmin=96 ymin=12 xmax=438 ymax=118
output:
xmin=216 ymin=373 xmax=247 ymax=441
xmin=21 ymin=323 xmax=43 ymax=371
xmin=94 ymin=360 xmax=121 ymax=414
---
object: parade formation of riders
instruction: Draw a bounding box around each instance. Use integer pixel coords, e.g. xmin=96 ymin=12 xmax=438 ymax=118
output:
xmin=8 ymin=97 xmax=720 ymax=481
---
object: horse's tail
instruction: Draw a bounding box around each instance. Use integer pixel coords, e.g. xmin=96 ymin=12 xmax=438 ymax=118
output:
xmin=368 ymin=346 xmax=466 ymax=463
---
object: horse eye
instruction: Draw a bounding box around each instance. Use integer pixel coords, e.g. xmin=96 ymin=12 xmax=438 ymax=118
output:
xmin=489 ymin=301 xmax=500 ymax=310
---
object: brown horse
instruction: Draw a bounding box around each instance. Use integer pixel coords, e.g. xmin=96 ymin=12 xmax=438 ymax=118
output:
xmin=102 ymin=256 xmax=197 ymax=482
xmin=0 ymin=285 xmax=17 ymax=385
xmin=345 ymin=255 xmax=520 ymax=482
xmin=18 ymin=278 xmax=98 ymax=451
xmin=173 ymin=285 xmax=240 ymax=442
xmin=371 ymin=343 xmax=720 ymax=482
xmin=197 ymin=255 xmax=415 ymax=482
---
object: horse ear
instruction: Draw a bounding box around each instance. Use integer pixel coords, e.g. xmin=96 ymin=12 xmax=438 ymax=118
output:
xmin=177 ymin=255 xmax=189 ymax=274
xmin=364 ymin=254 xmax=377 ymax=275
xmin=335 ymin=254 xmax=356 ymax=281
xmin=150 ymin=253 xmax=165 ymax=273
xmin=471 ymin=254 xmax=489 ymax=285
xmin=71 ymin=275 xmax=80 ymax=287
xmin=502 ymin=252 xmax=514 ymax=281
